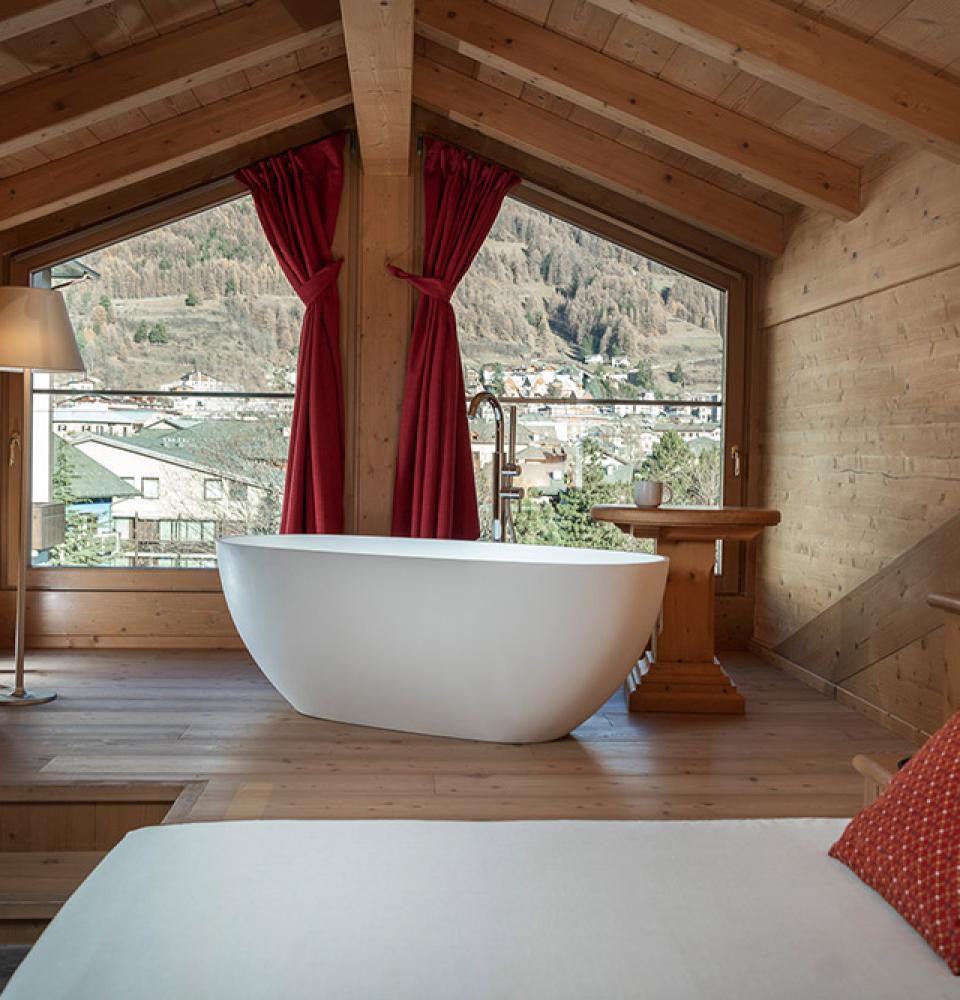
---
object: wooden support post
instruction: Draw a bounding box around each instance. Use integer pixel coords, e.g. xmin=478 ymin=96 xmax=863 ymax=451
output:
xmin=631 ymin=537 xmax=745 ymax=715
xmin=353 ymin=169 xmax=415 ymax=535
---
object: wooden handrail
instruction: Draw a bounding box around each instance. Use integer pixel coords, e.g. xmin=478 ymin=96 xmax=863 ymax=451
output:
xmin=928 ymin=593 xmax=960 ymax=616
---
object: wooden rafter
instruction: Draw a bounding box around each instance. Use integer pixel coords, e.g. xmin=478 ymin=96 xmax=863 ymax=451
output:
xmin=0 ymin=59 xmax=352 ymax=231
xmin=0 ymin=0 xmax=113 ymax=42
xmin=341 ymin=0 xmax=414 ymax=175
xmin=589 ymin=0 xmax=960 ymax=163
xmin=413 ymin=55 xmax=783 ymax=256
xmin=415 ymin=0 xmax=859 ymax=219
xmin=0 ymin=0 xmax=343 ymax=162
xmin=414 ymin=108 xmax=761 ymax=275
xmin=0 ymin=108 xmax=356 ymax=258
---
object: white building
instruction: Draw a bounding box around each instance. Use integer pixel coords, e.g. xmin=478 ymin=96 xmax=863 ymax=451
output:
xmin=54 ymin=403 xmax=174 ymax=439
xmin=72 ymin=432 xmax=279 ymax=567
xmin=160 ymin=370 xmax=240 ymax=414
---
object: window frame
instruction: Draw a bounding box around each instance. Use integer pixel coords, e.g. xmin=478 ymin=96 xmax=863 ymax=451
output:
xmin=505 ymin=186 xmax=754 ymax=594
xmin=202 ymin=478 xmax=224 ymax=501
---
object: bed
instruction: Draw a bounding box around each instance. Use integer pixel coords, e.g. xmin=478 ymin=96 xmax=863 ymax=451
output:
xmin=5 ymin=818 xmax=954 ymax=998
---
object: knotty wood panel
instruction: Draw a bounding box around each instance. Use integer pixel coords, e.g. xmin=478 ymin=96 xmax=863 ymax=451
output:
xmin=757 ymin=145 xmax=960 ymax=736
xmin=841 ymin=629 xmax=944 ymax=740
xmin=774 ymin=512 xmax=960 ymax=689
xmin=0 ymin=800 xmax=171 ymax=851
xmin=0 ymin=589 xmax=242 ymax=647
xmin=764 ymin=146 xmax=960 ymax=327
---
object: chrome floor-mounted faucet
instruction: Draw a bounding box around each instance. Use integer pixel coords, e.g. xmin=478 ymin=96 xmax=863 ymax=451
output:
xmin=468 ymin=391 xmax=523 ymax=542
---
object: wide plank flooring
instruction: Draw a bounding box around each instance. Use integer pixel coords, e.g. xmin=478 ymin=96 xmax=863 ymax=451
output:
xmin=0 ymin=651 xmax=915 ymax=822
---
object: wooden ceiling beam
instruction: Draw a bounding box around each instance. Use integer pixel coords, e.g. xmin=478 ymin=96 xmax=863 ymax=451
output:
xmin=415 ymin=0 xmax=858 ymax=219
xmin=0 ymin=58 xmax=353 ymax=231
xmin=1 ymin=107 xmax=356 ymax=260
xmin=413 ymin=56 xmax=783 ymax=257
xmin=341 ymin=0 xmax=414 ymax=175
xmin=0 ymin=0 xmax=113 ymax=42
xmin=0 ymin=0 xmax=343 ymax=161
xmin=414 ymin=108 xmax=759 ymax=277
xmin=589 ymin=0 xmax=960 ymax=163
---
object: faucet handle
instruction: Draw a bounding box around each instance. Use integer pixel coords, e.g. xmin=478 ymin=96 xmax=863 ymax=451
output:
xmin=501 ymin=462 xmax=521 ymax=477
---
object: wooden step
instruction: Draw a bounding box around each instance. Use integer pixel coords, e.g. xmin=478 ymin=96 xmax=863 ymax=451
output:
xmin=0 ymin=852 xmax=103 ymax=921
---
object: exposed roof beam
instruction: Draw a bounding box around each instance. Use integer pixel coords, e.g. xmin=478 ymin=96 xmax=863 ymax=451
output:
xmin=0 ymin=0 xmax=113 ymax=42
xmin=414 ymin=108 xmax=760 ymax=276
xmin=416 ymin=0 xmax=858 ymax=219
xmin=341 ymin=0 xmax=414 ymax=174
xmin=0 ymin=108 xmax=356 ymax=258
xmin=589 ymin=0 xmax=960 ymax=163
xmin=0 ymin=58 xmax=352 ymax=230
xmin=0 ymin=0 xmax=343 ymax=161
xmin=413 ymin=56 xmax=783 ymax=256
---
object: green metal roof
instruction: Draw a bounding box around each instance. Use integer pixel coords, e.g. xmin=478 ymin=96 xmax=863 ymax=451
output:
xmin=74 ymin=418 xmax=287 ymax=490
xmin=53 ymin=436 xmax=140 ymax=501
xmin=133 ymin=418 xmax=287 ymax=489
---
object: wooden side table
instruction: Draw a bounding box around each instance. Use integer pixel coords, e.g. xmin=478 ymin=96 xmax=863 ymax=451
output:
xmin=591 ymin=505 xmax=780 ymax=715
xmin=852 ymin=753 xmax=905 ymax=806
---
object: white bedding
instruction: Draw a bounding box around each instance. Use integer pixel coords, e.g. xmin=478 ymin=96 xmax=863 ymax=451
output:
xmin=5 ymin=818 xmax=954 ymax=999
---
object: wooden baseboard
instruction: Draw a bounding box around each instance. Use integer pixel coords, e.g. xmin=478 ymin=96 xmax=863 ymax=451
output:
xmin=749 ymin=640 xmax=928 ymax=744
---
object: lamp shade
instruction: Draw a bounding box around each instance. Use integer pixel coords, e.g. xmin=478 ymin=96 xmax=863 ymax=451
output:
xmin=0 ymin=286 xmax=84 ymax=373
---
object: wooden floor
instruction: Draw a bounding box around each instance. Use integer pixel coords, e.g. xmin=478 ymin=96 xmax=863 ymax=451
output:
xmin=0 ymin=651 xmax=915 ymax=822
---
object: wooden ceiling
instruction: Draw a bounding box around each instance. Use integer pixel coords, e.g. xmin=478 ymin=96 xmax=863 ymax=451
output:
xmin=1 ymin=0 xmax=960 ymax=258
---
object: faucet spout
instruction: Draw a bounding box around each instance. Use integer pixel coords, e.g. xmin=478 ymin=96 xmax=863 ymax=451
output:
xmin=468 ymin=390 xmax=503 ymax=424
xmin=468 ymin=391 xmax=505 ymax=540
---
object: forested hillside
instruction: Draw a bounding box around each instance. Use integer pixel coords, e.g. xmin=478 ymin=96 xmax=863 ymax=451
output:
xmin=62 ymin=195 xmax=724 ymax=392
xmin=455 ymin=200 xmax=723 ymax=368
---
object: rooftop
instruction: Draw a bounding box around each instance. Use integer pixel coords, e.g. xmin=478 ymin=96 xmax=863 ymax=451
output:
xmin=54 ymin=436 xmax=140 ymax=502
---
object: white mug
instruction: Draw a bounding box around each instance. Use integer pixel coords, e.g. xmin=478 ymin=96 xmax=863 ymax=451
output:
xmin=633 ymin=480 xmax=672 ymax=508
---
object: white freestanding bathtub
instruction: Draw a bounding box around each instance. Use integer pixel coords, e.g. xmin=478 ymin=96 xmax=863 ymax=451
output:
xmin=218 ymin=535 xmax=668 ymax=743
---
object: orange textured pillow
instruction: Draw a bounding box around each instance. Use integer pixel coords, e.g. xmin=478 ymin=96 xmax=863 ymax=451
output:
xmin=830 ymin=712 xmax=960 ymax=974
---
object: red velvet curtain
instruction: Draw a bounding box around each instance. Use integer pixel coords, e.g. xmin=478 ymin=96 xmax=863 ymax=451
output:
xmin=390 ymin=139 xmax=520 ymax=539
xmin=237 ymin=133 xmax=346 ymax=534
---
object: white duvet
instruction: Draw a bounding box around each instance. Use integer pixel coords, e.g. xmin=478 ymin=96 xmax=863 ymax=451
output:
xmin=5 ymin=818 xmax=954 ymax=999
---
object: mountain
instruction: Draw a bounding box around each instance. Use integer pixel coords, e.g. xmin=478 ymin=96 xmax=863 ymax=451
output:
xmin=62 ymin=195 xmax=723 ymax=394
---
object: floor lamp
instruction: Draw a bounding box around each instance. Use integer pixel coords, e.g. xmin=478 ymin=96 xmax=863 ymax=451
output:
xmin=0 ymin=287 xmax=84 ymax=706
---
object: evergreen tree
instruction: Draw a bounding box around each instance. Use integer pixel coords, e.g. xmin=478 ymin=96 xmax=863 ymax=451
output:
xmin=484 ymin=363 xmax=506 ymax=397
xmin=629 ymin=359 xmax=654 ymax=390
xmin=639 ymin=431 xmax=722 ymax=506
xmin=515 ymin=440 xmax=636 ymax=550
xmin=148 ymin=322 xmax=168 ymax=344
xmin=48 ymin=444 xmax=108 ymax=567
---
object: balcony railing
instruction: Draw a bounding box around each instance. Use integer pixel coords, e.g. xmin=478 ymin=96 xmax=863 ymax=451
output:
xmin=33 ymin=386 xmax=724 ymax=565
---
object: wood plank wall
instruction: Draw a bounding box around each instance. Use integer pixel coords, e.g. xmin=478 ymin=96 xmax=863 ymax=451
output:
xmin=755 ymin=145 xmax=960 ymax=738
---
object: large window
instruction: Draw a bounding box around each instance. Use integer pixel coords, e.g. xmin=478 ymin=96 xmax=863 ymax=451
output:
xmin=31 ymin=196 xmax=297 ymax=569
xmin=458 ymin=197 xmax=729 ymax=552
xmin=26 ymin=188 xmax=744 ymax=576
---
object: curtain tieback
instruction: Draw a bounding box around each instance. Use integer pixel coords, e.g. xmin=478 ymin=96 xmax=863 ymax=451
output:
xmin=387 ymin=266 xmax=455 ymax=304
xmin=295 ymin=260 xmax=343 ymax=307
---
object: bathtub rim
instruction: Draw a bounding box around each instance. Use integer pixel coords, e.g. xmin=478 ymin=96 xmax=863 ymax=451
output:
xmin=218 ymin=534 xmax=668 ymax=569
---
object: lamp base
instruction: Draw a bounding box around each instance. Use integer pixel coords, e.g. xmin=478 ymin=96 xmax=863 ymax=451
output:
xmin=0 ymin=688 xmax=56 ymax=706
